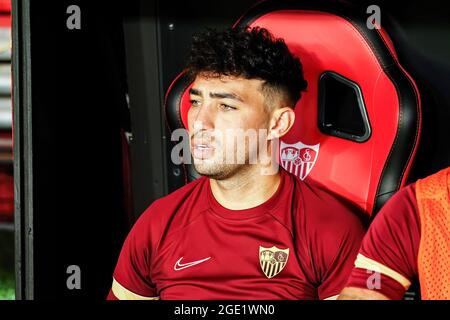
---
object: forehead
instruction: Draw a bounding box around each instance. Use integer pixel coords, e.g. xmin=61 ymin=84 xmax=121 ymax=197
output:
xmin=191 ymin=75 xmax=265 ymax=100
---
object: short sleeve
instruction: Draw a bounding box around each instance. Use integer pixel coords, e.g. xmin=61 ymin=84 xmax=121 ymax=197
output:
xmin=346 ymin=183 xmax=420 ymax=299
xmin=315 ymin=208 xmax=366 ymax=300
xmin=298 ymin=181 xmax=366 ymax=300
xmin=109 ymin=206 xmax=159 ymax=300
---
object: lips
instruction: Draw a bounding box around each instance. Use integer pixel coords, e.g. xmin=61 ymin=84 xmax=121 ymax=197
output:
xmin=191 ymin=142 xmax=215 ymax=160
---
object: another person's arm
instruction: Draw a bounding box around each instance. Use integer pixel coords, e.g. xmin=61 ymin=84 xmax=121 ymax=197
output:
xmin=338 ymin=184 xmax=420 ymax=300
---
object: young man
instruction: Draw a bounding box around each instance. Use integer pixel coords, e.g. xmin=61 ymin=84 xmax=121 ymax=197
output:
xmin=108 ymin=27 xmax=365 ymax=300
xmin=339 ymin=166 xmax=450 ymax=300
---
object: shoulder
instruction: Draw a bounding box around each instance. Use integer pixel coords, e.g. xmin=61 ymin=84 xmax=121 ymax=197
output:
xmin=369 ymin=182 xmax=419 ymax=235
xmin=132 ymin=177 xmax=210 ymax=241
xmin=382 ymin=182 xmax=417 ymax=212
xmin=148 ymin=177 xmax=208 ymax=216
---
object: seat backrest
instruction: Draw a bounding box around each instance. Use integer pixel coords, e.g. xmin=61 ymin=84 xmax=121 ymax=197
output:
xmin=165 ymin=0 xmax=422 ymax=216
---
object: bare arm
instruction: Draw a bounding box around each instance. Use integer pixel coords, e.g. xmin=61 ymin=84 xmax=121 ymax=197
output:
xmin=338 ymin=287 xmax=390 ymax=300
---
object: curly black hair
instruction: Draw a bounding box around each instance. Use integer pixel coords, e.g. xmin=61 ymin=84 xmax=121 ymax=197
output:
xmin=186 ymin=27 xmax=308 ymax=107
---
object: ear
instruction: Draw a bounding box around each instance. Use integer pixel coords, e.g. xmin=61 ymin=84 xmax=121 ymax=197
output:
xmin=267 ymin=107 xmax=295 ymax=140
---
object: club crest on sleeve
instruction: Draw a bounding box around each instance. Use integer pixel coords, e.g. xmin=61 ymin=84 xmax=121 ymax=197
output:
xmin=259 ymin=246 xmax=289 ymax=279
xmin=280 ymin=141 xmax=320 ymax=180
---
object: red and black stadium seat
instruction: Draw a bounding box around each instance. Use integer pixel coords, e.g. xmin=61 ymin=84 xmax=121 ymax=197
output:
xmin=165 ymin=0 xmax=422 ymax=216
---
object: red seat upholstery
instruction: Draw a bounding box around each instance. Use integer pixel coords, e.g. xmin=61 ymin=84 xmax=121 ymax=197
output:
xmin=165 ymin=0 xmax=422 ymax=216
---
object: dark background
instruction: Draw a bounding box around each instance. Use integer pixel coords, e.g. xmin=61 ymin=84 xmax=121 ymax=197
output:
xmin=13 ymin=0 xmax=450 ymax=299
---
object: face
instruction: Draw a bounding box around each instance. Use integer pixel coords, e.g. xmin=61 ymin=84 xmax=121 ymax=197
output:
xmin=187 ymin=74 xmax=273 ymax=180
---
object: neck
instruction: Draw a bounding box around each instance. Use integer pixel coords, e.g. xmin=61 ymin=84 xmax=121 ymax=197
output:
xmin=209 ymin=166 xmax=281 ymax=210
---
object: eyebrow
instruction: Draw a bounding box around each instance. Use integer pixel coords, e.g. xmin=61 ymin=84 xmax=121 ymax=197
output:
xmin=189 ymin=88 xmax=202 ymax=96
xmin=189 ymin=88 xmax=244 ymax=102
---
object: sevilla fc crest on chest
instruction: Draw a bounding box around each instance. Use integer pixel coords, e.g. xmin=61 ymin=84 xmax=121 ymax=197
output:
xmin=280 ymin=141 xmax=320 ymax=180
xmin=259 ymin=246 xmax=289 ymax=279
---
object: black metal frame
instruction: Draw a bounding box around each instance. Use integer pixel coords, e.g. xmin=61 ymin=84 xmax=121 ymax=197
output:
xmin=12 ymin=0 xmax=33 ymax=300
xmin=122 ymin=0 xmax=169 ymax=217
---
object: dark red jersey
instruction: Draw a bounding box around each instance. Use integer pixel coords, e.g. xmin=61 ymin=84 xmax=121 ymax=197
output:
xmin=346 ymin=183 xmax=420 ymax=299
xmin=109 ymin=168 xmax=365 ymax=300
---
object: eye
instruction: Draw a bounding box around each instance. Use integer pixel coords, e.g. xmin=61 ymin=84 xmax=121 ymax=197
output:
xmin=220 ymin=104 xmax=237 ymax=111
xmin=190 ymin=99 xmax=200 ymax=107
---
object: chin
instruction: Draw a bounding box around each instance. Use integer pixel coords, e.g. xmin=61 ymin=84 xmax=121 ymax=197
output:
xmin=193 ymin=162 xmax=242 ymax=180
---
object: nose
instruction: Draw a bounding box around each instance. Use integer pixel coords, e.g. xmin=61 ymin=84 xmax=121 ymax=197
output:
xmin=190 ymin=101 xmax=214 ymax=131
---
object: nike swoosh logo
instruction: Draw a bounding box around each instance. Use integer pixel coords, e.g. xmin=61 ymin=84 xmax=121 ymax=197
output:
xmin=174 ymin=256 xmax=211 ymax=271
